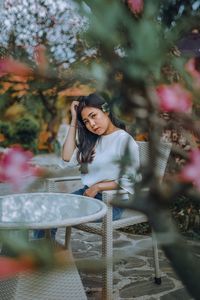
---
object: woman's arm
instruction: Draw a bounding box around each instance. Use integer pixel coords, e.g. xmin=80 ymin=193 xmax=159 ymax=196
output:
xmin=62 ymin=101 xmax=79 ymax=161
xmin=83 ymin=181 xmax=119 ymax=198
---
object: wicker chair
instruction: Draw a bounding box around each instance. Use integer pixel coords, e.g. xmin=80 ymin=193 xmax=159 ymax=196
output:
xmin=46 ymin=141 xmax=172 ymax=300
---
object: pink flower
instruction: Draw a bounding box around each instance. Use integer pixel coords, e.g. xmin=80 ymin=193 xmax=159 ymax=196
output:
xmin=0 ymin=58 xmax=33 ymax=77
xmin=0 ymin=256 xmax=34 ymax=279
xmin=0 ymin=147 xmax=40 ymax=190
xmin=156 ymin=84 xmax=192 ymax=113
xmin=128 ymin=0 xmax=144 ymax=14
xmin=185 ymin=58 xmax=200 ymax=88
xmin=180 ymin=149 xmax=200 ymax=191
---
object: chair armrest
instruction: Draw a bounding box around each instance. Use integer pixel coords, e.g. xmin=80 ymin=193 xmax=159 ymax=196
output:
xmin=46 ymin=176 xmax=81 ymax=192
xmin=102 ymin=189 xmax=129 ymax=205
xmin=46 ymin=176 xmax=81 ymax=183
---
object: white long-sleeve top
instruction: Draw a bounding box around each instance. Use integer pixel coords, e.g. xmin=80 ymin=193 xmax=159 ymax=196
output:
xmin=64 ymin=129 xmax=140 ymax=194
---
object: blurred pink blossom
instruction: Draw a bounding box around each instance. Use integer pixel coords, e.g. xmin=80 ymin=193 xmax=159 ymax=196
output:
xmin=185 ymin=58 xmax=200 ymax=88
xmin=0 ymin=58 xmax=33 ymax=77
xmin=128 ymin=0 xmax=144 ymax=14
xmin=0 ymin=147 xmax=40 ymax=190
xmin=180 ymin=149 xmax=200 ymax=191
xmin=0 ymin=256 xmax=34 ymax=279
xmin=156 ymin=84 xmax=192 ymax=113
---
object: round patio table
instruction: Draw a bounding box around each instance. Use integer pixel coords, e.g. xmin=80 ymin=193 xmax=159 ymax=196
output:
xmin=0 ymin=193 xmax=107 ymax=300
xmin=0 ymin=192 xmax=107 ymax=229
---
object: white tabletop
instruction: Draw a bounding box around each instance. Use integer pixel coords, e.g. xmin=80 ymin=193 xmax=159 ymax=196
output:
xmin=0 ymin=193 xmax=107 ymax=229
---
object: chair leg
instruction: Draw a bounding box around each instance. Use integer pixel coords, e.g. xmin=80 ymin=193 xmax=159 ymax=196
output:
xmin=152 ymin=231 xmax=162 ymax=284
xmin=65 ymin=227 xmax=72 ymax=250
xmin=102 ymin=201 xmax=113 ymax=300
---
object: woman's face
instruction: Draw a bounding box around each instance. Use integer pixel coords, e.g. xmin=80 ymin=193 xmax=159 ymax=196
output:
xmin=81 ymin=106 xmax=113 ymax=135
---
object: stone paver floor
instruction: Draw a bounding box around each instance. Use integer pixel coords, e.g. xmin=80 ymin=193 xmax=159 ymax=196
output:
xmin=56 ymin=228 xmax=198 ymax=300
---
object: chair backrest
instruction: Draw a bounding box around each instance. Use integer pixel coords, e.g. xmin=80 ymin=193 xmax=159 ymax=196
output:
xmin=136 ymin=141 xmax=172 ymax=179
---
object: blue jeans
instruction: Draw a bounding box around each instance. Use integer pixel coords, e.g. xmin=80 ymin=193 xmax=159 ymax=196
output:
xmin=72 ymin=186 xmax=123 ymax=220
xmin=33 ymin=186 xmax=123 ymax=239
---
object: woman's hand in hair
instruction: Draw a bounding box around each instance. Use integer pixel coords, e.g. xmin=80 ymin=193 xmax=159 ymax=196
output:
xmin=70 ymin=101 xmax=79 ymax=121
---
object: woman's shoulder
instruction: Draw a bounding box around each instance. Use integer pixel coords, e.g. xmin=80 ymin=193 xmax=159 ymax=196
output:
xmin=101 ymin=129 xmax=137 ymax=144
xmin=114 ymin=129 xmax=138 ymax=148
xmin=115 ymin=130 xmax=139 ymax=157
xmin=117 ymin=129 xmax=136 ymax=141
xmin=115 ymin=129 xmax=130 ymax=137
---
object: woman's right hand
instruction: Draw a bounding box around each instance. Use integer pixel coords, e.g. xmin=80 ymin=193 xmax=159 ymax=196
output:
xmin=62 ymin=100 xmax=79 ymax=161
xmin=70 ymin=101 xmax=79 ymax=120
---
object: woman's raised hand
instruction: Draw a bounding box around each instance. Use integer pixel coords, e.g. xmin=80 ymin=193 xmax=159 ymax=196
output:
xmin=70 ymin=101 xmax=79 ymax=121
xmin=62 ymin=101 xmax=79 ymax=160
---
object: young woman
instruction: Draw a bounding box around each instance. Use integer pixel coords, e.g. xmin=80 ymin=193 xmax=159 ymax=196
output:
xmin=62 ymin=93 xmax=140 ymax=220
xmin=33 ymin=93 xmax=140 ymax=239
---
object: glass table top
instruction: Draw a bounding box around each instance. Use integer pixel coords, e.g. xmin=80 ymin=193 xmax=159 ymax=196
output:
xmin=0 ymin=193 xmax=107 ymax=229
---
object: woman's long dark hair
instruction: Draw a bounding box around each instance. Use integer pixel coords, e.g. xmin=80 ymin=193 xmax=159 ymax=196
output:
xmin=76 ymin=93 xmax=125 ymax=166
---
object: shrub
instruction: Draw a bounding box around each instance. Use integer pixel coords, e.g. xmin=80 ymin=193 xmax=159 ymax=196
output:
xmin=13 ymin=116 xmax=40 ymax=151
xmin=0 ymin=121 xmax=12 ymax=147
